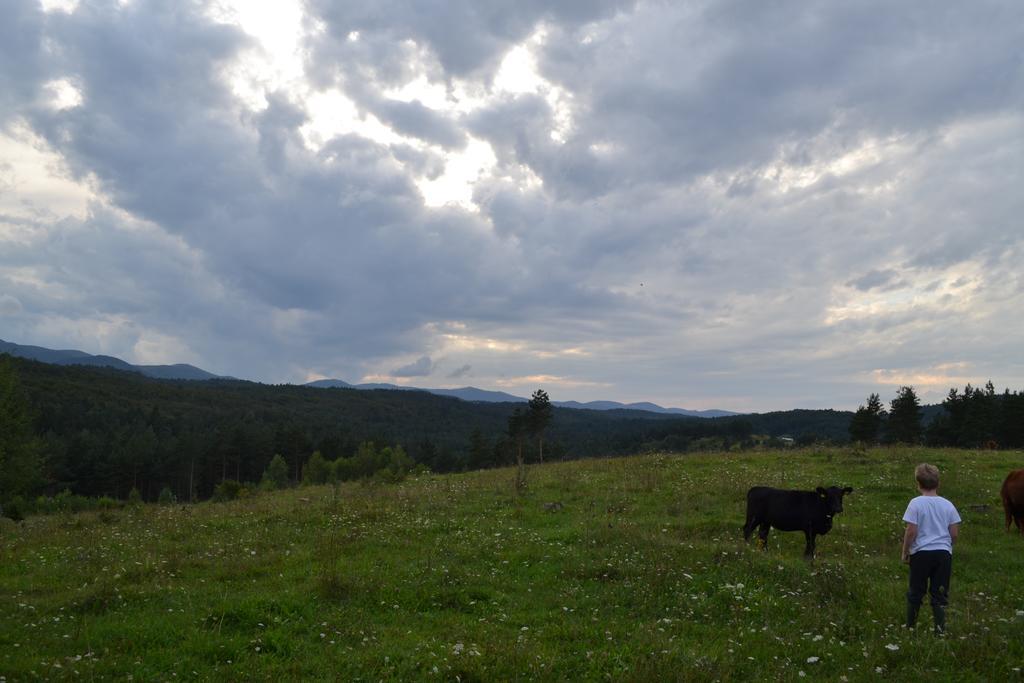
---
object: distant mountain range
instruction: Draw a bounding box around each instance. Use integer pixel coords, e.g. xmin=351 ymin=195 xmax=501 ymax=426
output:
xmin=0 ymin=339 xmax=220 ymax=381
xmin=1 ymin=338 xmax=737 ymax=417
xmin=305 ymin=378 xmax=736 ymax=416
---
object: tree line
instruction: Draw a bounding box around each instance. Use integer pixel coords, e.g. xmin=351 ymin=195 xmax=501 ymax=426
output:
xmin=1 ymin=356 xmax=811 ymax=509
xmin=3 ymin=356 xmax=759 ymax=509
xmin=12 ymin=354 xmax=994 ymax=515
xmin=849 ymin=382 xmax=1024 ymax=447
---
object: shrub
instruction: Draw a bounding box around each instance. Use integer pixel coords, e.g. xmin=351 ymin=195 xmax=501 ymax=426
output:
xmin=127 ymin=487 xmax=143 ymax=506
xmin=384 ymin=445 xmax=414 ymax=481
xmin=261 ymin=454 xmax=289 ymax=490
xmin=213 ymin=479 xmax=244 ymax=502
xmin=302 ymin=451 xmax=331 ymax=485
xmin=158 ymin=487 xmax=177 ymax=505
xmin=2 ymin=496 xmax=25 ymax=522
xmin=334 ymin=442 xmax=416 ymax=483
xmin=97 ymin=509 xmax=119 ymax=524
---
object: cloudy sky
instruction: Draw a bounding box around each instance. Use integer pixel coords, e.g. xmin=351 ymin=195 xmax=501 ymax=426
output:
xmin=1 ymin=0 xmax=1022 ymax=412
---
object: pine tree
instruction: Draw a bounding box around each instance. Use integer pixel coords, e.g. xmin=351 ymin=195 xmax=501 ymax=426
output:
xmin=849 ymin=393 xmax=885 ymax=443
xmin=527 ymin=389 xmax=553 ymax=463
xmin=886 ymin=386 xmax=922 ymax=444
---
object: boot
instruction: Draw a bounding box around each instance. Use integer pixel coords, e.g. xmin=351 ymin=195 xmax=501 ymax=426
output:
xmin=906 ymin=602 xmax=920 ymax=629
xmin=932 ymin=605 xmax=946 ymax=635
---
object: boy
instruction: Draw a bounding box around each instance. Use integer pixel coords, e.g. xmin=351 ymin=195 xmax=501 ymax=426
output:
xmin=901 ymin=463 xmax=961 ymax=633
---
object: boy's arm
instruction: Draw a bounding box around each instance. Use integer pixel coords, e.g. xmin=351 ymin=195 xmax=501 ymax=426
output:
xmin=948 ymin=522 xmax=960 ymax=544
xmin=901 ymin=523 xmax=918 ymax=563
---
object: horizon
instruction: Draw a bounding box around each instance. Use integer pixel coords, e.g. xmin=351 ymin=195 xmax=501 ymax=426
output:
xmin=2 ymin=1 xmax=1022 ymax=413
xmin=3 ymin=335 xmax=999 ymax=416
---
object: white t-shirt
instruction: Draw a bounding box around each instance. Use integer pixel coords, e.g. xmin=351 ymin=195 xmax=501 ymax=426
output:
xmin=903 ymin=495 xmax=962 ymax=555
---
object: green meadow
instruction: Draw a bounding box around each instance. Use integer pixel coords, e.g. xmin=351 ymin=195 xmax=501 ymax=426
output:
xmin=2 ymin=447 xmax=1023 ymax=681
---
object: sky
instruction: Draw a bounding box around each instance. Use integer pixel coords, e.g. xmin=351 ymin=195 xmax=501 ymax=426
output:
xmin=1 ymin=0 xmax=1022 ymax=412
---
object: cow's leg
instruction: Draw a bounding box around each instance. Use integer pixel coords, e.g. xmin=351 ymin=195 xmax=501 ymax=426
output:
xmin=757 ymin=523 xmax=770 ymax=550
xmin=743 ymin=512 xmax=760 ymax=542
xmin=803 ymin=530 xmax=816 ymax=559
xmin=1016 ymin=511 xmax=1024 ymax=535
xmin=1006 ymin=503 xmax=1014 ymax=533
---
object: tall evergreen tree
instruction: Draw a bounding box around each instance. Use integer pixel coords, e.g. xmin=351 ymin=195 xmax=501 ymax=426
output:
xmin=887 ymin=386 xmax=922 ymax=444
xmin=962 ymin=381 xmax=997 ymax=447
xmin=527 ymin=389 xmax=553 ymax=463
xmin=849 ymin=393 xmax=885 ymax=443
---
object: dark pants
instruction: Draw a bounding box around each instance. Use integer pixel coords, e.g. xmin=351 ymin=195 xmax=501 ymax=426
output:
xmin=907 ymin=550 xmax=952 ymax=631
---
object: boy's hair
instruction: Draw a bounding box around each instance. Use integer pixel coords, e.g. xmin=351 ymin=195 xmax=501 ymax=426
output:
xmin=915 ymin=463 xmax=940 ymax=490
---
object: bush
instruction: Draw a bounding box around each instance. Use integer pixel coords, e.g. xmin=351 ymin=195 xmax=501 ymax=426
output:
xmin=127 ymin=487 xmax=143 ymax=506
xmin=97 ymin=496 xmax=121 ymax=510
xmin=213 ymin=479 xmax=244 ymax=502
xmin=2 ymin=496 xmax=25 ymax=522
xmin=261 ymin=454 xmax=290 ymax=490
xmin=10 ymin=492 xmax=122 ymax=518
xmin=158 ymin=487 xmax=177 ymax=505
xmin=333 ymin=442 xmax=416 ymax=483
xmin=50 ymin=489 xmax=92 ymax=514
xmin=302 ymin=451 xmax=331 ymax=485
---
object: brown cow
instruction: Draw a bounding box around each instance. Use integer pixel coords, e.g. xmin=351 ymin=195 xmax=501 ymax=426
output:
xmin=1001 ymin=469 xmax=1024 ymax=534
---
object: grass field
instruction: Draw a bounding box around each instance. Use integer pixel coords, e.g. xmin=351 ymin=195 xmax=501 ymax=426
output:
xmin=2 ymin=447 xmax=1023 ymax=681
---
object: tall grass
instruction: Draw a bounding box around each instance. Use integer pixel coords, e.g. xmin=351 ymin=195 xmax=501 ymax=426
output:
xmin=1 ymin=447 xmax=1022 ymax=680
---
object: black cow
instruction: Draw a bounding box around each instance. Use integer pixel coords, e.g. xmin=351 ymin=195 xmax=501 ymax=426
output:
xmin=743 ymin=485 xmax=853 ymax=558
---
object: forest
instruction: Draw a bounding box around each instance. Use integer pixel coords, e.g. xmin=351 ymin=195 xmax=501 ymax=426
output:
xmin=2 ymin=354 xmax=1020 ymax=510
xmin=0 ymin=355 xmax=851 ymax=505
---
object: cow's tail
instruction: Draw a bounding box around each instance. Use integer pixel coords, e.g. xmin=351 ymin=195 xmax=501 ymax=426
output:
xmin=742 ymin=493 xmax=757 ymax=541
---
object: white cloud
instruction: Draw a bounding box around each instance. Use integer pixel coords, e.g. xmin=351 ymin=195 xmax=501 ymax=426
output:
xmin=0 ymin=123 xmax=95 ymax=225
xmin=39 ymin=0 xmax=78 ymax=13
